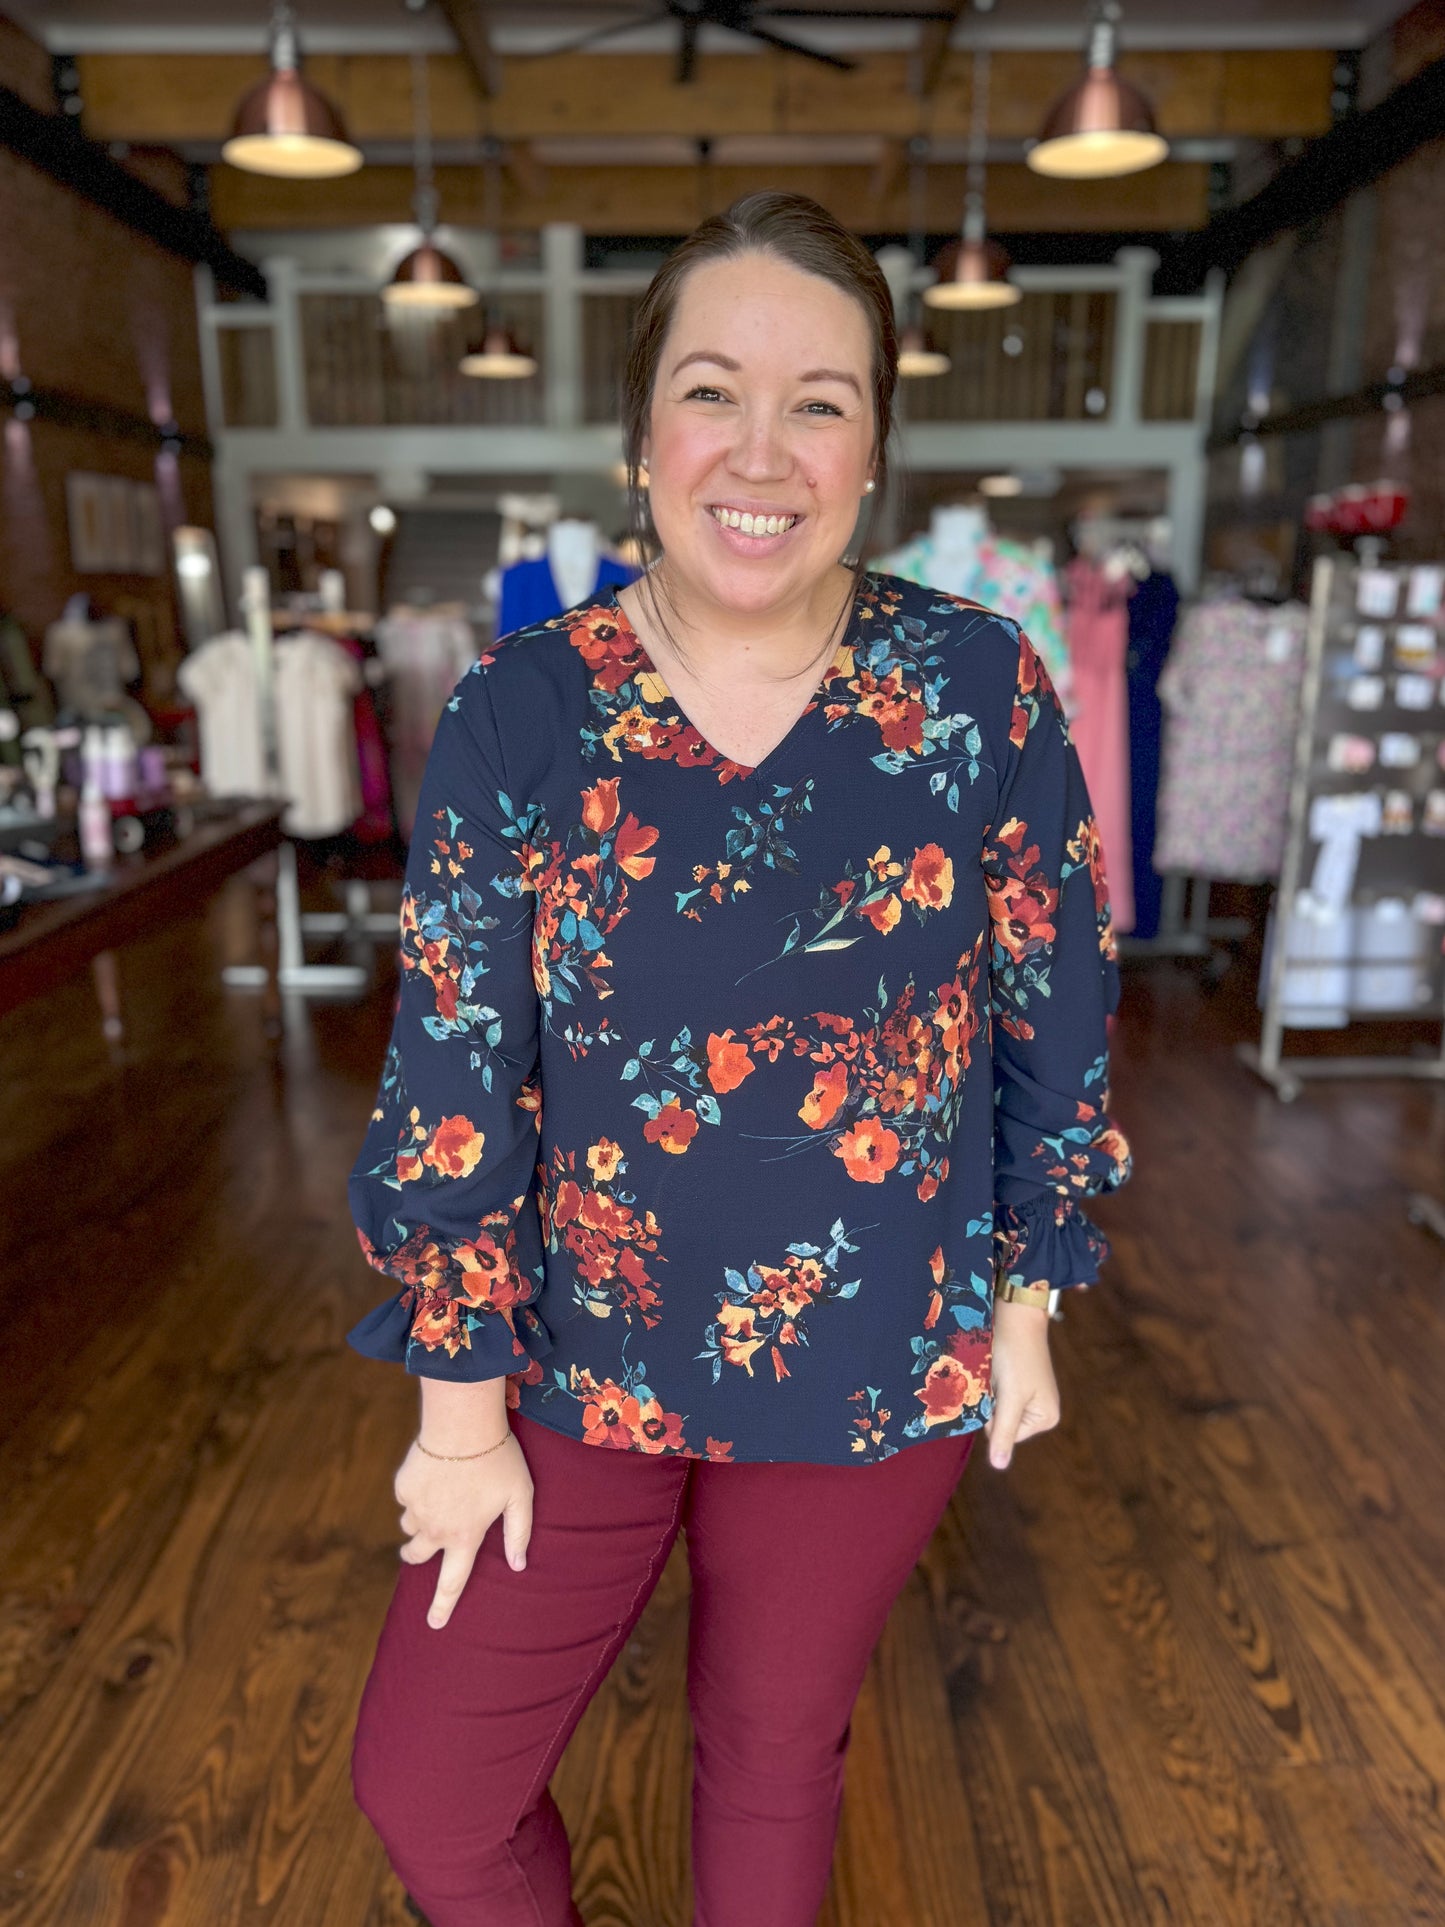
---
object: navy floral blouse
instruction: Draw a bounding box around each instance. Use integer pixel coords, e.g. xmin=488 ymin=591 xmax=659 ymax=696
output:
xmin=346 ymin=572 xmax=1132 ymax=1466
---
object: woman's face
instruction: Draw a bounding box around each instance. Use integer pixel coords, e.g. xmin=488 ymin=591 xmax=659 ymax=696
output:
xmin=643 ymin=250 xmax=877 ymax=620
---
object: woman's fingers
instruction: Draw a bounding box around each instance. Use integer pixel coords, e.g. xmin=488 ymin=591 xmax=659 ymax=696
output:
xmin=399 ymin=1531 xmax=438 ymax=1564
xmin=500 ymin=1485 xmax=533 ymax=1573
xmin=427 ymin=1543 xmax=480 ymax=1630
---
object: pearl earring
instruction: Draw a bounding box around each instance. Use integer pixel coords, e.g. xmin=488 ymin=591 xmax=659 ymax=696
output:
xmin=863 ymin=479 xmax=876 ymax=495
xmin=639 ymin=456 xmax=650 ymax=471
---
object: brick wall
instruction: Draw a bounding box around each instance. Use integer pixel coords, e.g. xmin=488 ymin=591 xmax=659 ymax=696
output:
xmin=0 ymin=10 xmax=215 ymax=701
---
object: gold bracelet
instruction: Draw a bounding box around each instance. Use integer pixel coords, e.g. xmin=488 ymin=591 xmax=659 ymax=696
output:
xmin=414 ymin=1431 xmax=512 ymax=1462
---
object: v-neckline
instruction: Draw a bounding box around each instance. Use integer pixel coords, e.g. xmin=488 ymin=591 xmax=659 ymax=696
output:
xmin=605 ymin=583 xmax=861 ymax=782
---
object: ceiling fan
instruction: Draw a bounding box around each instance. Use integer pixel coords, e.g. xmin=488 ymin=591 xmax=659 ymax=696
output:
xmin=526 ymin=0 xmax=960 ymax=83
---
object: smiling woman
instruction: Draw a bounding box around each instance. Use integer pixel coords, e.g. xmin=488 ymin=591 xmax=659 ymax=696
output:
xmin=618 ymin=192 xmax=897 ymax=687
xmin=344 ymin=190 xmax=1131 ymax=1927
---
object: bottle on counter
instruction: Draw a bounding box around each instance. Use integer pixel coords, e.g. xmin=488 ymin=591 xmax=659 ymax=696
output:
xmin=79 ymin=771 xmax=114 ymax=868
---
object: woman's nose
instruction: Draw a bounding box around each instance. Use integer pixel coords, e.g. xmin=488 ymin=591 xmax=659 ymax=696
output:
xmin=727 ymin=411 xmax=790 ymax=480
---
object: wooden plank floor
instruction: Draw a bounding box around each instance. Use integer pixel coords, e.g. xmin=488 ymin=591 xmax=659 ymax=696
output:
xmin=2 ymin=884 xmax=1443 ymax=1925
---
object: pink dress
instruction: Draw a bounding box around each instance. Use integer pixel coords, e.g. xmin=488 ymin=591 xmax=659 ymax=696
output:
xmin=1065 ymin=559 xmax=1135 ymax=935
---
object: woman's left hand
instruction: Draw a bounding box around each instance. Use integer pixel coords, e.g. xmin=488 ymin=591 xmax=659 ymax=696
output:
xmin=984 ymin=1300 xmax=1061 ymax=1470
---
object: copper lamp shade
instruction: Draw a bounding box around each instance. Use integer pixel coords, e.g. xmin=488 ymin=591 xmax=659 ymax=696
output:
xmin=459 ymin=325 xmax=538 ymax=380
xmin=383 ymin=241 xmax=478 ymax=310
xmin=223 ymin=64 xmax=362 ymax=180
xmin=923 ymin=235 xmax=1021 ymax=312
xmin=896 ymin=324 xmax=951 ymax=377
xmin=1027 ymin=6 xmax=1167 ymax=180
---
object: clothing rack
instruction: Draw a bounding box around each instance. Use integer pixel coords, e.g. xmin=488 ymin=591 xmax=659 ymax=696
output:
xmin=1117 ymin=874 xmax=1250 ymax=976
xmin=221 ymin=567 xmax=395 ymax=1000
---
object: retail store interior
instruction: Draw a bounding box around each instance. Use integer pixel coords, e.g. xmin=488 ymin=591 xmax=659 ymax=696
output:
xmin=2 ymin=0 xmax=1445 ymax=1920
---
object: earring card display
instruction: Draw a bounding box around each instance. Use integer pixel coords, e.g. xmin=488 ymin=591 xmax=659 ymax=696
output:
xmin=1241 ymin=553 xmax=1445 ymax=1100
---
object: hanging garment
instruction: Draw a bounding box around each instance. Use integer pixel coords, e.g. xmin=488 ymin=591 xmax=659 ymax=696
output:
xmin=333 ymin=632 xmax=398 ymax=847
xmin=1065 ymin=558 xmax=1135 ymax=936
xmin=1125 ymin=572 xmax=1179 ymax=941
xmin=375 ymin=610 xmax=482 ymax=839
xmin=176 ymin=631 xmax=270 ymax=801
xmin=497 ymin=554 xmax=639 ymax=637
xmin=1154 ymin=598 xmax=1310 ymax=881
xmin=272 ymin=631 xmax=364 ymax=839
xmin=868 ymin=530 xmax=1072 ymax=702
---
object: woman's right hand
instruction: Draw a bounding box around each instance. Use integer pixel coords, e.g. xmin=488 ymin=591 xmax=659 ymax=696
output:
xmin=395 ymin=1431 xmax=534 ymax=1630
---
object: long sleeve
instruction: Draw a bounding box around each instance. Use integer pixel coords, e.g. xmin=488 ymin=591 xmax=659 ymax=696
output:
xmin=983 ymin=632 xmax=1132 ymax=1306
xmin=345 ymin=661 xmax=554 ymax=1381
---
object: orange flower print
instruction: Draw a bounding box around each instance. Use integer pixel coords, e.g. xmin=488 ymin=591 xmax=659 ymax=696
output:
xmin=421 ymin=1113 xmax=486 ymax=1180
xmin=900 ymin=843 xmax=955 ymax=911
xmin=715 ymin=1300 xmax=768 ymax=1375
xmin=706 ymin=1029 xmax=755 ymax=1094
xmin=634 ymin=1398 xmax=690 ymax=1454
xmin=581 ymin=776 xmax=621 ymax=834
xmin=580 ymin=1378 xmax=645 ymax=1446
xmin=799 ymin=1061 xmax=850 ymax=1130
xmin=846 ymin=1385 xmax=899 ymax=1461
xmin=535 ymin=1361 xmax=709 ymax=1457
xmin=643 ymin=1100 xmax=699 ymax=1155
xmin=860 ymin=893 xmax=901 ymax=934
xmin=701 ymin=1218 xmax=867 ymax=1384
xmin=914 ymin=1338 xmax=989 ymax=1429
xmin=614 ymin=812 xmax=659 ymax=880
xmin=586 ymin=1135 xmax=624 ymax=1182
xmin=835 ymin=1117 xmax=901 ymax=1183
xmin=566 ymin=607 xmax=639 ymax=693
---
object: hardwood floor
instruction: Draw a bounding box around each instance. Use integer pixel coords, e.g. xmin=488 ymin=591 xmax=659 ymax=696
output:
xmin=2 ymin=884 xmax=1443 ymax=1925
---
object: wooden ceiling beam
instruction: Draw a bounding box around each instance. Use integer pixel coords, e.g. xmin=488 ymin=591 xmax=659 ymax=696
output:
xmin=435 ymin=0 xmax=502 ymax=103
xmin=75 ymin=46 xmax=1334 ymax=146
xmin=209 ymin=156 xmax=1211 ymax=236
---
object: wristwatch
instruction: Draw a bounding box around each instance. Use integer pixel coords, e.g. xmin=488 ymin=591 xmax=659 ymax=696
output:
xmin=996 ymin=1279 xmax=1062 ymax=1319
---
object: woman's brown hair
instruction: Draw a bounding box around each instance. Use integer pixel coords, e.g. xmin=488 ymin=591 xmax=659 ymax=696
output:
xmin=621 ymin=191 xmax=898 ymax=648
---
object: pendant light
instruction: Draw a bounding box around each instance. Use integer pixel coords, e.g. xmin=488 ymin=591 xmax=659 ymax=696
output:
xmin=898 ymin=326 xmax=952 ymax=377
xmin=1027 ymin=1 xmax=1168 ymax=181
xmin=897 ymin=139 xmax=951 ymax=376
xmin=925 ymin=47 xmax=1020 ymax=312
xmin=459 ymin=140 xmax=538 ymax=380
xmin=223 ymin=1 xmax=362 ymax=179
xmin=383 ymin=48 xmax=477 ymax=310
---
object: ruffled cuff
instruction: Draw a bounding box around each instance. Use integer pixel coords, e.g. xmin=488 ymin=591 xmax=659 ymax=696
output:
xmin=347 ymin=1288 xmax=555 ymax=1381
xmin=993 ymin=1192 xmax=1110 ymax=1296
xmin=347 ymin=1212 xmax=557 ymax=1381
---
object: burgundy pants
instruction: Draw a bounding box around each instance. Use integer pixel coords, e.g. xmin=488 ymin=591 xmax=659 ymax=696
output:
xmin=352 ymin=1407 xmax=976 ymax=1926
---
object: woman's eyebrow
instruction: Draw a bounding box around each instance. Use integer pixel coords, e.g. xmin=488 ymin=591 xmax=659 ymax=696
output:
xmin=669 ymin=351 xmax=862 ymax=397
xmin=799 ymin=368 xmax=862 ymax=395
xmin=671 ymin=350 xmax=741 ymax=376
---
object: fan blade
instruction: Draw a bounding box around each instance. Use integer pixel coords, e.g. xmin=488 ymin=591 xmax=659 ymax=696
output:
xmin=759 ymin=7 xmax=958 ymax=16
xmin=740 ymin=22 xmax=857 ymax=67
xmin=677 ymin=11 xmax=700 ymax=82
xmin=512 ymin=10 xmax=665 ymax=58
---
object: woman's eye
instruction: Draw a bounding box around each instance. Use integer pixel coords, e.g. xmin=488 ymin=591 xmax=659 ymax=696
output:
xmin=684 ymin=385 xmax=727 ymax=402
xmin=801 ymin=401 xmax=844 ymax=417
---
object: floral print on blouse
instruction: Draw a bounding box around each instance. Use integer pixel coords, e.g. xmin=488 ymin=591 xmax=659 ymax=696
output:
xmin=346 ymin=572 xmax=1131 ymax=1465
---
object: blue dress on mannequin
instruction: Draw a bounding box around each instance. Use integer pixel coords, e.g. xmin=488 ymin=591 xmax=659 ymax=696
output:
xmin=498 ymin=554 xmax=638 ymax=637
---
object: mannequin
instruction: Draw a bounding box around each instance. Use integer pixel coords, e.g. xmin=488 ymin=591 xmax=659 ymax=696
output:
xmin=921 ymin=504 xmax=988 ymax=599
xmin=869 ymin=497 xmax=1072 ymax=697
xmin=546 ymin=517 xmax=603 ymax=610
xmin=496 ymin=515 xmax=638 ymax=637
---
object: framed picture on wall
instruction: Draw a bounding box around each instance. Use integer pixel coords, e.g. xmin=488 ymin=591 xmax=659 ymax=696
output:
xmin=66 ymin=470 xmax=110 ymax=571
xmin=100 ymin=476 xmax=135 ymax=572
xmin=66 ymin=469 xmax=149 ymax=572
xmin=131 ymin=482 xmax=164 ymax=575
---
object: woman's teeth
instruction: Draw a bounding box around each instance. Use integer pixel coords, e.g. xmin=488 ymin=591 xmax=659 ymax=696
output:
xmin=710 ymin=507 xmax=798 ymax=537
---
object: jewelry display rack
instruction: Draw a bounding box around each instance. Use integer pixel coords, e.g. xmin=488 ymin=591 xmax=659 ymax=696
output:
xmin=1240 ymin=552 xmax=1445 ymax=1102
